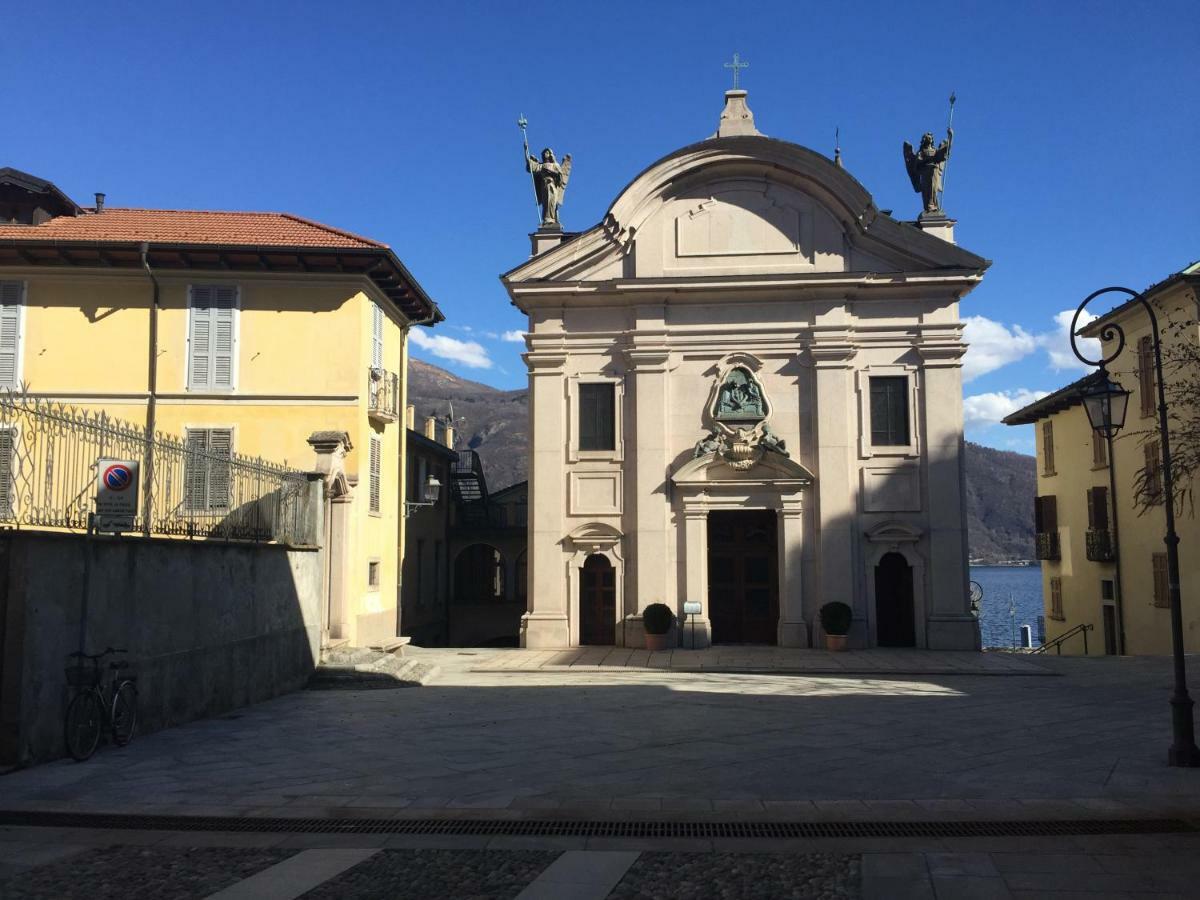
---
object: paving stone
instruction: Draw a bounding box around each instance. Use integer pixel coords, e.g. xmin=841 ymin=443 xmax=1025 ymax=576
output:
xmin=298 ymin=848 xmax=557 ymax=899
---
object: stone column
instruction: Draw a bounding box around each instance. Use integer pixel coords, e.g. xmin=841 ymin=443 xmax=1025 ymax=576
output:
xmin=522 ymin=350 xmax=570 ymax=647
xmin=625 ymin=337 xmax=672 ymax=631
xmin=777 ymin=496 xmax=808 ymax=647
xmin=919 ymin=343 xmax=980 ymax=650
xmin=810 ymin=337 xmax=861 ymax=644
xmin=681 ymin=497 xmax=711 ymax=648
xmin=307 ymin=431 xmax=353 ymax=645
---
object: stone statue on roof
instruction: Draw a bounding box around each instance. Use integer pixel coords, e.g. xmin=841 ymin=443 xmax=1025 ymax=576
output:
xmin=525 ymin=147 xmax=572 ymax=228
xmin=903 ymin=128 xmax=953 ymax=214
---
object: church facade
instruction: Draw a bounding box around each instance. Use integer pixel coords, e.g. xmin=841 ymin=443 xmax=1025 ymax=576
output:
xmin=503 ymin=90 xmax=989 ymax=650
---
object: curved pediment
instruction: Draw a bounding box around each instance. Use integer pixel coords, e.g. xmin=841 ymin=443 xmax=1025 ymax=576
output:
xmin=564 ymin=521 xmax=623 ymax=554
xmin=505 ymin=133 xmax=988 ymax=288
xmin=672 ymin=451 xmax=814 ymax=486
xmin=864 ymin=520 xmax=923 ymax=543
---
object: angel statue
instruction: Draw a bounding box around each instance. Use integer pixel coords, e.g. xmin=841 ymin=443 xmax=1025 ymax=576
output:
xmin=525 ymin=146 xmax=572 ymax=228
xmin=903 ymin=128 xmax=953 ymax=214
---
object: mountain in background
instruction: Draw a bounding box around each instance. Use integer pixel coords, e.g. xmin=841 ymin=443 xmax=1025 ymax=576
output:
xmin=407 ymin=358 xmax=1036 ymax=562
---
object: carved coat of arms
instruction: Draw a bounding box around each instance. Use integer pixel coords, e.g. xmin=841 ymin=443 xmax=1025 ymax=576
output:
xmin=693 ymin=356 xmax=788 ymax=471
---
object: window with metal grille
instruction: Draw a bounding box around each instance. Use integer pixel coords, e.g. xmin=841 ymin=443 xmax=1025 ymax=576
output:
xmin=1092 ymin=428 xmax=1107 ymax=468
xmin=369 ymin=436 xmax=381 ymax=514
xmin=579 ymin=383 xmax=615 ymax=451
xmin=371 ymin=303 xmax=384 ymax=370
xmin=184 ymin=428 xmax=233 ymax=510
xmin=188 ymin=285 xmax=237 ymax=391
xmin=869 ymin=376 xmax=909 ymax=446
xmin=1049 ymin=576 xmax=1064 ymax=620
xmin=1041 ymin=420 xmax=1056 ymax=475
xmin=368 ymin=559 xmax=380 ymax=590
xmin=1144 ymin=440 xmax=1163 ymax=503
xmin=1138 ymin=335 xmax=1156 ymax=417
xmin=0 ymin=281 xmax=23 ymax=390
xmin=1152 ymin=553 xmax=1169 ymax=608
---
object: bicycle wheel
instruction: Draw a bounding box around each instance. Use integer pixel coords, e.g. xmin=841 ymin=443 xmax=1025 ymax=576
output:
xmin=110 ymin=681 xmax=138 ymax=746
xmin=64 ymin=691 xmax=104 ymax=761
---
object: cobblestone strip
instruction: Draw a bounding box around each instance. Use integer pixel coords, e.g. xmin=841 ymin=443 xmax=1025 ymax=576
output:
xmin=608 ymin=852 xmax=860 ymax=900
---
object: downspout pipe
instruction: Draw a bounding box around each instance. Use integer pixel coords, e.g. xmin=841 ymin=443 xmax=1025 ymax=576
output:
xmin=141 ymin=243 xmax=159 ymax=537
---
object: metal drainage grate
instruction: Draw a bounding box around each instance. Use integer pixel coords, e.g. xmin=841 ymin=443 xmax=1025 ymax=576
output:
xmin=0 ymin=811 xmax=1194 ymax=839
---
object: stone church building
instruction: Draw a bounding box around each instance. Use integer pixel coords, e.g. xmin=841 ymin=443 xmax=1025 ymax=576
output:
xmin=502 ymin=90 xmax=989 ymax=650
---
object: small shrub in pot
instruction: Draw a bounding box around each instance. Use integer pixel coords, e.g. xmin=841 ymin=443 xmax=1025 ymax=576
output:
xmin=642 ymin=603 xmax=675 ymax=650
xmin=819 ymin=601 xmax=852 ymax=651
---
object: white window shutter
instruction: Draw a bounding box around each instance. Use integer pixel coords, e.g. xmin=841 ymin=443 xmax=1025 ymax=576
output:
xmin=0 ymin=282 xmax=24 ymax=390
xmin=372 ymin=303 xmax=384 ymax=370
xmin=208 ymin=428 xmax=233 ymax=508
xmin=212 ymin=287 xmax=236 ymax=389
xmin=188 ymin=286 xmax=213 ymax=390
xmin=185 ymin=428 xmax=209 ymax=508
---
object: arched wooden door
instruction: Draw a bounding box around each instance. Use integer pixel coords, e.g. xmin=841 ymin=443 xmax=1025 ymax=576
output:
xmin=579 ymin=554 xmax=616 ymax=645
xmin=875 ymin=552 xmax=915 ymax=647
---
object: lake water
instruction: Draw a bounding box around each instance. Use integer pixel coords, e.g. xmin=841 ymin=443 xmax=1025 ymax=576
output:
xmin=970 ymin=565 xmax=1044 ymax=648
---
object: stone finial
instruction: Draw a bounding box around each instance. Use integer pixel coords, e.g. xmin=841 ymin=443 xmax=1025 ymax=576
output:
xmin=444 ymin=425 xmax=455 ymax=449
xmin=713 ymin=90 xmax=762 ymax=139
xmin=424 ymin=416 xmax=437 ymax=440
xmin=405 ymin=404 xmax=415 ymax=429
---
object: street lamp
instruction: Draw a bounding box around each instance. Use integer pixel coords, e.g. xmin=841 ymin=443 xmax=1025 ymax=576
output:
xmin=1070 ymin=286 xmax=1199 ymax=767
xmin=405 ymin=475 xmax=442 ymax=517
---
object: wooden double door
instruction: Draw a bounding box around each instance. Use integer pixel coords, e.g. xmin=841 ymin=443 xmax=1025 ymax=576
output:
xmin=580 ymin=554 xmax=616 ymax=645
xmin=708 ymin=510 xmax=779 ymax=645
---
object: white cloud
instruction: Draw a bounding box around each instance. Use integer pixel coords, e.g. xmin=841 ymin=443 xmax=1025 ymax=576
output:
xmin=962 ymin=316 xmax=1037 ymax=382
xmin=408 ymin=329 xmax=492 ymax=369
xmin=1039 ymin=309 xmax=1100 ymax=372
xmin=501 ymin=330 xmax=525 ymax=343
xmin=963 ymin=389 xmax=1050 ymax=426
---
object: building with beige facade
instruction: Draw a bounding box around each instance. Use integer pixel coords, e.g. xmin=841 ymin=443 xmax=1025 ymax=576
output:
xmin=1004 ymin=262 xmax=1200 ymax=655
xmin=503 ymin=91 xmax=990 ymax=650
xmin=0 ymin=167 xmax=442 ymax=649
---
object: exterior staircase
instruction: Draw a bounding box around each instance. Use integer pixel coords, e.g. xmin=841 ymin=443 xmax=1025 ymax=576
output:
xmin=308 ymin=646 xmax=439 ymax=690
xmin=450 ymin=449 xmax=492 ymax=527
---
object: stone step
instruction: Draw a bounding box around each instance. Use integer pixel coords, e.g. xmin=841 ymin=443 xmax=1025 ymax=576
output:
xmin=309 ymin=646 xmax=439 ymax=690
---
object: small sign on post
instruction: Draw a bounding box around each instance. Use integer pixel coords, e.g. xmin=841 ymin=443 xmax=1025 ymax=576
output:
xmin=96 ymin=459 xmax=139 ymax=534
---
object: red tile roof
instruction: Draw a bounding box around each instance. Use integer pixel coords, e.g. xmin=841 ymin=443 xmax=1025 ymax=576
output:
xmin=0 ymin=207 xmax=386 ymax=250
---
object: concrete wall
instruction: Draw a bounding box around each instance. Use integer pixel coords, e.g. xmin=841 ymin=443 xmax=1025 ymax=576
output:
xmin=0 ymin=530 xmax=322 ymax=766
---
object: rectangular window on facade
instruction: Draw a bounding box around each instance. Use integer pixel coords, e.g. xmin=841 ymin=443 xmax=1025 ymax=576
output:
xmin=1041 ymin=420 xmax=1056 ymax=475
xmin=185 ymin=428 xmax=233 ymax=510
xmin=1138 ymin=335 xmax=1156 ymax=417
xmin=1092 ymin=428 xmax=1108 ymax=468
xmin=1034 ymin=495 xmax=1058 ymax=533
xmin=368 ymin=560 xmax=380 ymax=590
xmin=188 ymin=285 xmax=237 ymax=391
xmin=0 ymin=281 xmax=23 ymax=390
xmin=579 ymin=382 xmax=616 ymax=451
xmin=868 ymin=376 xmax=910 ymax=447
xmin=369 ymin=436 xmax=381 ymax=514
xmin=372 ymin=303 xmax=384 ymax=370
xmin=1049 ymin=576 xmax=1064 ymax=620
xmin=1086 ymin=486 xmax=1110 ymax=530
xmin=1101 ymin=579 xmax=1115 ymax=601
xmin=1152 ymin=553 xmax=1170 ymax=608
xmin=1144 ymin=440 xmax=1163 ymax=503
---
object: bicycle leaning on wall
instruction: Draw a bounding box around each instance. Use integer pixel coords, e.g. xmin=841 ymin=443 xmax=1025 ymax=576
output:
xmin=64 ymin=647 xmax=139 ymax=762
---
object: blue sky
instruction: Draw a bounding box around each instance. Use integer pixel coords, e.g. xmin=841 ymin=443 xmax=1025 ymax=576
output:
xmin=9 ymin=1 xmax=1198 ymax=454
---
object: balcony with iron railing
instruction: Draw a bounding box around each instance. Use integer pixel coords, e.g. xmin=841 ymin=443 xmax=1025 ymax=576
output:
xmin=1035 ymin=531 xmax=1060 ymax=561
xmin=1085 ymin=528 xmax=1116 ymax=562
xmin=367 ymin=368 xmax=400 ymax=424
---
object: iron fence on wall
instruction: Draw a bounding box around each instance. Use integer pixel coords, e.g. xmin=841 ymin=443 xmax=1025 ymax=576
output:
xmin=0 ymin=392 xmax=309 ymax=543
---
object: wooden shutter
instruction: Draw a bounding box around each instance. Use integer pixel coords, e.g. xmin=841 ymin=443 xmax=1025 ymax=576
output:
xmin=1089 ymin=487 xmax=1109 ymax=530
xmin=1035 ymin=495 xmax=1058 ymax=533
xmin=870 ymin=376 xmax=910 ymax=446
xmin=369 ymin=436 xmax=381 ymax=513
xmin=372 ymin=303 xmax=384 ymax=370
xmin=207 ymin=428 xmax=232 ymax=508
xmin=0 ymin=427 xmax=13 ymax=516
xmin=1092 ymin=428 xmax=1107 ymax=467
xmin=185 ymin=428 xmax=232 ymax=509
xmin=1139 ymin=336 xmax=1155 ymax=416
xmin=0 ymin=281 xmax=23 ymax=389
xmin=1042 ymin=420 xmax=1056 ymax=474
xmin=185 ymin=429 xmax=209 ymax=509
xmin=1086 ymin=488 xmax=1096 ymax=529
xmin=189 ymin=285 xmax=236 ymax=390
xmin=1152 ymin=553 xmax=1170 ymax=608
xmin=1144 ymin=441 xmax=1162 ymax=502
xmin=1050 ymin=576 xmax=1063 ymax=619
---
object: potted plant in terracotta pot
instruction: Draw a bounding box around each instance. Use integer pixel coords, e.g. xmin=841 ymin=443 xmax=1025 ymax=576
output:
xmin=642 ymin=603 xmax=675 ymax=651
xmin=820 ymin=601 xmax=852 ymax=651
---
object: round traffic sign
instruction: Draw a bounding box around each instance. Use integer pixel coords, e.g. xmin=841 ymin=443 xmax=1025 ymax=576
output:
xmin=103 ymin=464 xmax=134 ymax=491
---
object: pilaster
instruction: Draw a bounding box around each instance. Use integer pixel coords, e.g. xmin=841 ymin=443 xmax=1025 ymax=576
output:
xmin=522 ymin=349 xmax=570 ymax=647
xmin=681 ymin=500 xmax=712 ymax=648
xmin=777 ymin=497 xmax=809 ymax=647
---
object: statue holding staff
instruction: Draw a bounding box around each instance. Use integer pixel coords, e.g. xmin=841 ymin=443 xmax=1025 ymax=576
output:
xmin=903 ymin=127 xmax=953 ymax=214
xmin=519 ymin=117 xmax=572 ymax=228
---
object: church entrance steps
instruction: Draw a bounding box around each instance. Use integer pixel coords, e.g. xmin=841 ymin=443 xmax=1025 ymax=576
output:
xmin=309 ymin=646 xmax=440 ymax=689
xmin=465 ymin=647 xmax=1054 ymax=677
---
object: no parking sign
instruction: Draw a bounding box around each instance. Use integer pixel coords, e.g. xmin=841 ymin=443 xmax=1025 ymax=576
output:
xmin=96 ymin=458 xmax=140 ymax=533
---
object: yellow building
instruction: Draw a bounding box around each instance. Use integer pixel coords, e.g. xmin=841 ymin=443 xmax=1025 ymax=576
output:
xmin=0 ymin=167 xmax=442 ymax=648
xmin=1004 ymin=262 xmax=1199 ymax=654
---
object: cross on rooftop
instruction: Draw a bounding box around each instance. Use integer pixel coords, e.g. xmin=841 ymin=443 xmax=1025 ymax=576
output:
xmin=724 ymin=52 xmax=749 ymax=89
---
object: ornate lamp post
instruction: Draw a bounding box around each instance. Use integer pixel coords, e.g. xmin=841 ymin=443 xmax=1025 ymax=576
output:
xmin=1071 ymin=286 xmax=1199 ymax=767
